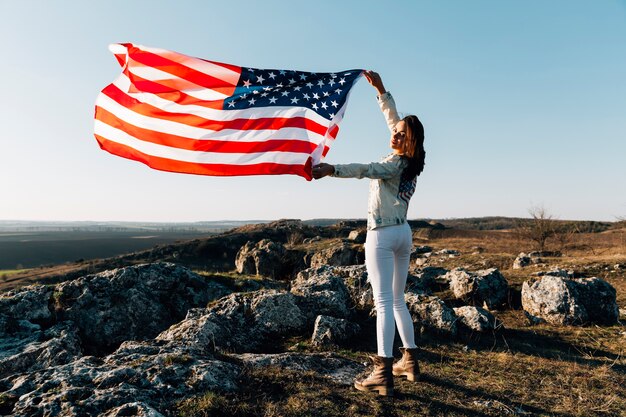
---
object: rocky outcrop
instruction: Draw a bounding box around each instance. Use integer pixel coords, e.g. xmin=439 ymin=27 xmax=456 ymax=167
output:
xmin=309 ymin=242 xmax=361 ymax=268
xmin=235 ymin=239 xmax=287 ymax=278
xmin=446 ymin=268 xmax=509 ymax=310
xmin=522 ymin=276 xmax=619 ymax=325
xmin=0 ymin=263 xmax=232 ymax=356
xmin=0 ymin=261 xmax=372 ymax=416
xmin=453 ymin=306 xmax=500 ymax=332
xmin=522 ymin=275 xmax=619 ymax=325
xmin=0 ymin=340 xmax=241 ymax=417
xmin=157 ymin=290 xmax=306 ymax=353
xmin=50 ymin=263 xmax=231 ymax=354
xmin=311 ymin=315 xmax=360 ymax=347
xmin=0 ymin=321 xmax=82 ymax=379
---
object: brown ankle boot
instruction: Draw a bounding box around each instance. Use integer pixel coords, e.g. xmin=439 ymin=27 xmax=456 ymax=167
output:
xmin=393 ymin=347 xmax=420 ymax=382
xmin=354 ymin=355 xmax=394 ymax=397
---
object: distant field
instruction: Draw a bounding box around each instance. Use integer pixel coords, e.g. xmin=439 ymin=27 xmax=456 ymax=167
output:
xmin=0 ymin=231 xmax=213 ymax=269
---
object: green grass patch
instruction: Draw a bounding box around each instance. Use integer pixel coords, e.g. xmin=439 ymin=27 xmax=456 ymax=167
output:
xmin=0 ymin=269 xmax=31 ymax=280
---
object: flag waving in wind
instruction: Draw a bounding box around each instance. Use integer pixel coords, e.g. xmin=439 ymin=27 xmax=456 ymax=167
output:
xmin=94 ymin=43 xmax=363 ymax=180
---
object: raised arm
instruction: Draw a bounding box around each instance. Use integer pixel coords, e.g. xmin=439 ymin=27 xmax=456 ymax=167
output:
xmin=364 ymin=70 xmax=401 ymax=133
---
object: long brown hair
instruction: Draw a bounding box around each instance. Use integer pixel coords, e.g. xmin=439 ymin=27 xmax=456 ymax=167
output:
xmin=399 ymin=115 xmax=425 ymax=181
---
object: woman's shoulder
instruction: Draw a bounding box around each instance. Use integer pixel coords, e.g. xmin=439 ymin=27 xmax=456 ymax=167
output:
xmin=380 ymin=153 xmax=407 ymax=164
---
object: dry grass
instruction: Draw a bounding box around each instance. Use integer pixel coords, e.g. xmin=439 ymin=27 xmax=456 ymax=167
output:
xmin=178 ymin=229 xmax=626 ymax=417
xmin=175 ymin=339 xmax=625 ymax=417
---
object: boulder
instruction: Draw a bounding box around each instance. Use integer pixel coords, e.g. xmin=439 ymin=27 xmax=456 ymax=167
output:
xmin=446 ymin=268 xmax=509 ymax=310
xmin=291 ymin=265 xmax=375 ymax=321
xmin=453 ymin=306 xmax=500 ymax=332
xmin=522 ymin=276 xmax=619 ymax=325
xmin=513 ymin=253 xmax=532 ymax=269
xmin=235 ymin=239 xmax=287 ymax=278
xmin=310 ymin=242 xmax=360 ymax=268
xmin=347 ymin=229 xmax=366 ymax=244
xmin=311 ymin=315 xmax=360 ymax=347
xmin=405 ymin=293 xmax=458 ymax=337
xmin=290 ymin=266 xmax=353 ymax=322
xmin=50 ymin=262 xmax=231 ymax=354
xmin=408 ymin=267 xmax=449 ymax=292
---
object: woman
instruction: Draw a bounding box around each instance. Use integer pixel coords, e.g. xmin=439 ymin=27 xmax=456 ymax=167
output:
xmin=312 ymin=70 xmax=425 ymax=397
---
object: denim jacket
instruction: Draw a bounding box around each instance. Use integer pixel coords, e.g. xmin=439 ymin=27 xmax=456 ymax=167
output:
xmin=332 ymin=92 xmax=417 ymax=230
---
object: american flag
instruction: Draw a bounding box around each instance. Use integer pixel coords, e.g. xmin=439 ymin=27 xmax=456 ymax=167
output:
xmin=94 ymin=43 xmax=363 ymax=180
xmin=397 ymin=176 xmax=417 ymax=205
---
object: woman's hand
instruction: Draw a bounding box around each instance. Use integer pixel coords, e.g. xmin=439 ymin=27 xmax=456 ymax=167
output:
xmin=364 ymin=70 xmax=386 ymax=96
xmin=312 ymin=163 xmax=335 ymax=179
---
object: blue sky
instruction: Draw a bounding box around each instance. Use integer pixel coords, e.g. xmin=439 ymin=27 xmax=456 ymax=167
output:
xmin=1 ymin=1 xmax=625 ymax=222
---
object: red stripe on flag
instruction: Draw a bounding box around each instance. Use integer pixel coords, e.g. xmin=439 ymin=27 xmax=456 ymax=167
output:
xmin=328 ymin=124 xmax=339 ymax=139
xmin=102 ymin=84 xmax=329 ymax=135
xmin=95 ymin=134 xmax=313 ymax=180
xmin=127 ymin=48 xmax=239 ymax=94
xmin=95 ymin=106 xmax=319 ymax=154
xmin=116 ymin=75 xmax=226 ymax=109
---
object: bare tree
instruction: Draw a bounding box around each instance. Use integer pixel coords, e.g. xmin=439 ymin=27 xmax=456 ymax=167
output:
xmin=517 ymin=205 xmax=557 ymax=252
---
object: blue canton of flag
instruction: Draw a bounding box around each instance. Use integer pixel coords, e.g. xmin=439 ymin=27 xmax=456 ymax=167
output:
xmin=225 ymin=68 xmax=362 ymax=121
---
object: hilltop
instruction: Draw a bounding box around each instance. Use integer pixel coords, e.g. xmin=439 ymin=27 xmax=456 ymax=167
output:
xmin=0 ymin=218 xmax=624 ymax=416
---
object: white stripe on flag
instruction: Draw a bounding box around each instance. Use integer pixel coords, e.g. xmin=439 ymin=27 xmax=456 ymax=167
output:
xmin=96 ymin=94 xmax=327 ymax=144
xmin=112 ymin=74 xmax=332 ymax=125
xmin=94 ymin=120 xmax=311 ymax=165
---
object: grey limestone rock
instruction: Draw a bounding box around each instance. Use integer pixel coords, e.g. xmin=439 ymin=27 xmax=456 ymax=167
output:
xmin=513 ymin=251 xmax=557 ymax=269
xmin=522 ymin=276 xmax=619 ymax=325
xmin=453 ymin=306 xmax=500 ymax=332
xmin=0 ymin=284 xmax=54 ymax=325
xmin=290 ymin=266 xmax=354 ymax=322
xmin=311 ymin=315 xmax=360 ymax=347
xmin=446 ymin=267 xmax=509 ymax=310
xmin=405 ymin=292 xmax=458 ymax=337
xmin=50 ymin=262 xmax=231 ymax=354
xmin=310 ymin=241 xmax=360 ymax=268
xmin=235 ymin=239 xmax=287 ymax=278
xmin=513 ymin=253 xmax=532 ymax=269
xmin=2 ymin=340 xmax=240 ymax=416
xmin=347 ymin=229 xmax=366 ymax=244
xmin=0 ymin=321 xmax=82 ymax=380
xmin=407 ymin=267 xmax=448 ymax=294
xmin=157 ymin=290 xmax=306 ymax=352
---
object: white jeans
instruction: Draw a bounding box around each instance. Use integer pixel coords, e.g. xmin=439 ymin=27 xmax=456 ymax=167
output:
xmin=365 ymin=222 xmax=417 ymax=358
